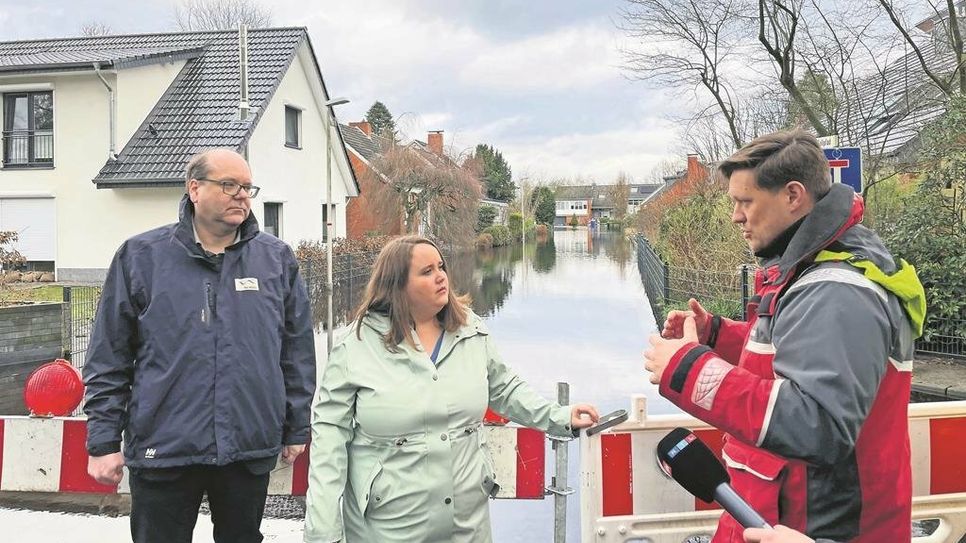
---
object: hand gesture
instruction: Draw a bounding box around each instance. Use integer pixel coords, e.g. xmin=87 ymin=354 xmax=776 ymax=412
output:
xmin=662 ymin=298 xmax=710 ymax=341
xmin=645 ymin=316 xmax=698 ymax=384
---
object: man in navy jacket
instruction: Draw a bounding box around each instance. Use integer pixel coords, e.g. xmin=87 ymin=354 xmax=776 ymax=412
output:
xmin=84 ymin=148 xmax=316 ymax=543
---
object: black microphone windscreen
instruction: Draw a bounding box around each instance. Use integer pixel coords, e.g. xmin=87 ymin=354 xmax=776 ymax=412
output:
xmin=656 ymin=427 xmax=729 ymax=503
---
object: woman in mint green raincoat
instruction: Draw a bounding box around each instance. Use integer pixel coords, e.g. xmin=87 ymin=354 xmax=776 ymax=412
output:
xmin=304 ymin=235 xmax=599 ymax=543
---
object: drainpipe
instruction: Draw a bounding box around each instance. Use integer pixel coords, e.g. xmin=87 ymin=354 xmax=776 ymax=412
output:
xmin=92 ymin=63 xmax=117 ymax=160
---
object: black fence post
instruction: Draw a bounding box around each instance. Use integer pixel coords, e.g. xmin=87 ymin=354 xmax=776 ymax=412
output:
xmin=62 ymin=286 xmax=73 ymax=361
xmin=662 ymin=261 xmax=670 ymax=306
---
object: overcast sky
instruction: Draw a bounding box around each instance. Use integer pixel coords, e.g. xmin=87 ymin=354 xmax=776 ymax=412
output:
xmin=0 ymin=0 xmax=698 ymax=183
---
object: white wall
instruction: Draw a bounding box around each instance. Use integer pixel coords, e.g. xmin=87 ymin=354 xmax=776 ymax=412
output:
xmin=556 ymin=200 xmax=590 ymax=217
xmin=247 ymin=41 xmax=354 ymax=246
xmin=0 ymin=65 xmax=186 ymax=280
xmin=0 ymin=44 xmax=354 ymax=281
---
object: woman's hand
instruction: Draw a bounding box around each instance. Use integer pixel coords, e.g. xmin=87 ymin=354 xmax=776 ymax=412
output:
xmin=570 ymin=404 xmax=600 ymax=429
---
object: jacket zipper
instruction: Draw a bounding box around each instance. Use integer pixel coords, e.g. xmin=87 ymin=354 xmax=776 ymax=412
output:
xmin=202 ymin=281 xmax=215 ymax=325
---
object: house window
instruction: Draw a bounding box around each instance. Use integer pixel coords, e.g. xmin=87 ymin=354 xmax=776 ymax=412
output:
xmin=263 ymin=202 xmax=282 ymax=238
xmin=2 ymin=91 xmax=53 ymax=168
xmin=285 ymin=105 xmax=301 ymax=148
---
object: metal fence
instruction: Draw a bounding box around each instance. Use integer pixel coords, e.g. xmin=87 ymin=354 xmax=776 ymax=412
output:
xmin=301 ymin=250 xmax=382 ymax=331
xmin=636 ymin=235 xmax=750 ymax=321
xmin=62 ymin=285 xmax=102 ymax=372
xmin=917 ymin=317 xmax=966 ymax=359
xmin=636 ymin=235 xmax=964 ymax=359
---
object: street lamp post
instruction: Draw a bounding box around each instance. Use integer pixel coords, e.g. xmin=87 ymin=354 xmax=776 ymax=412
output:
xmin=324 ymin=97 xmax=349 ymax=355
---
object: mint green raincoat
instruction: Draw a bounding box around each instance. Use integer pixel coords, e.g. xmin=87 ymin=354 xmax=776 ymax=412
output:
xmin=303 ymin=311 xmax=573 ymax=543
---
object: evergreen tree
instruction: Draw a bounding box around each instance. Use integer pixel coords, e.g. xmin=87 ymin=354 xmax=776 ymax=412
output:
xmin=532 ymin=186 xmax=556 ymax=226
xmin=365 ymin=101 xmax=397 ymax=140
xmin=474 ymin=144 xmax=514 ymax=202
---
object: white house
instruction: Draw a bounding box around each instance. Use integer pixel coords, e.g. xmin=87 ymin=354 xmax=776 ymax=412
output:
xmin=0 ymin=27 xmax=358 ymax=282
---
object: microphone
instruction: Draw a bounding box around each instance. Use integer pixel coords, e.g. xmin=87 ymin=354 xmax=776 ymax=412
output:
xmin=656 ymin=427 xmax=772 ymax=529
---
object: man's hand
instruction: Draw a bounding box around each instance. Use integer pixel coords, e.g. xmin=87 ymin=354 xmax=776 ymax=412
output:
xmin=645 ymin=316 xmax=698 ymax=384
xmin=743 ymin=525 xmax=815 ymax=543
xmin=280 ymin=444 xmax=306 ymax=465
xmin=570 ymin=404 xmax=600 ymax=429
xmin=88 ymin=452 xmax=124 ymax=486
xmin=662 ymin=298 xmax=710 ymax=340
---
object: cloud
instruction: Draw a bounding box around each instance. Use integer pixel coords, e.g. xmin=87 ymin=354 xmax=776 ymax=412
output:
xmin=279 ymin=0 xmax=681 ymax=181
xmin=446 ymin=116 xmax=679 ymax=182
xmin=459 ymin=23 xmax=623 ymax=93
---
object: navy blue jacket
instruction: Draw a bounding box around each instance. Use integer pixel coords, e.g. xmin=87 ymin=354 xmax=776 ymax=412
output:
xmin=83 ymin=195 xmax=316 ymax=468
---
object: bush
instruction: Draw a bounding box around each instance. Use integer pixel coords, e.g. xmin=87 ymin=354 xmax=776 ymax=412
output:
xmin=477 ymin=205 xmax=498 ymax=232
xmin=483 ymin=225 xmax=511 ymax=246
xmin=507 ymin=212 xmax=536 ymax=241
xmin=0 ymin=231 xmax=24 ymax=272
xmin=476 ymin=233 xmax=494 ymax=249
xmin=534 ymin=224 xmax=549 ymax=241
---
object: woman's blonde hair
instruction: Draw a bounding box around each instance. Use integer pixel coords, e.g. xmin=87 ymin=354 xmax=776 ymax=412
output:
xmin=354 ymin=235 xmax=469 ymax=351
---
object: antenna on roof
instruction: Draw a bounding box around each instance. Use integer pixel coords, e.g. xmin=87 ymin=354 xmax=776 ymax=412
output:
xmin=238 ymin=23 xmax=250 ymax=122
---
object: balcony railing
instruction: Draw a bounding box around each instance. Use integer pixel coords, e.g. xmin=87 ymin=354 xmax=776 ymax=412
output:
xmin=2 ymin=130 xmax=54 ymax=168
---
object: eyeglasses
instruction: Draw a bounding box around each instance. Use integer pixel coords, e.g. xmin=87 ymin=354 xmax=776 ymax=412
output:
xmin=195 ymin=178 xmax=261 ymax=198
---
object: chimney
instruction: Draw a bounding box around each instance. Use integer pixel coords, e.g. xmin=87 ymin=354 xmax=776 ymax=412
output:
xmin=350 ymin=121 xmax=372 ymax=136
xmin=686 ymin=153 xmax=701 ymax=177
xmin=428 ymin=130 xmax=444 ymax=156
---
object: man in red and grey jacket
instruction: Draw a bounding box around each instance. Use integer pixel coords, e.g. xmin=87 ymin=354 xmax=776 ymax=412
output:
xmin=644 ymin=129 xmax=925 ymax=543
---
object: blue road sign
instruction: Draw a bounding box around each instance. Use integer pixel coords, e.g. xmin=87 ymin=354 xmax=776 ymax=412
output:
xmin=824 ymin=147 xmax=862 ymax=193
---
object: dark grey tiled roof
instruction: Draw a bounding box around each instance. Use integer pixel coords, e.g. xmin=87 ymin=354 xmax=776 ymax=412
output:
xmin=840 ymin=38 xmax=951 ymax=158
xmin=0 ymin=28 xmax=311 ymax=186
xmin=0 ymin=46 xmax=204 ymax=72
xmin=554 ymin=185 xmax=595 ymax=201
xmin=339 ymin=124 xmax=382 ymax=163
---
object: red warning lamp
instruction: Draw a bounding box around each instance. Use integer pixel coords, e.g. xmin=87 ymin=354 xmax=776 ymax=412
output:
xmin=23 ymin=359 xmax=84 ymax=416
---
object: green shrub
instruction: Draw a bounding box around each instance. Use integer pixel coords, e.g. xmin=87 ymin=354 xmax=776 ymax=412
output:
xmin=877 ymin=95 xmax=966 ymax=347
xmin=483 ymin=225 xmax=511 ymax=246
xmin=477 ymin=205 xmax=498 ymax=232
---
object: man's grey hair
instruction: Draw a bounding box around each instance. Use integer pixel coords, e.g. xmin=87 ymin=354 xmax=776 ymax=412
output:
xmin=184 ymin=151 xmax=212 ymax=192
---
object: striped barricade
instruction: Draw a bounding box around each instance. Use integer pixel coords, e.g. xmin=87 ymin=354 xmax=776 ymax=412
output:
xmin=580 ymin=396 xmax=966 ymax=543
xmin=0 ymin=416 xmax=546 ymax=501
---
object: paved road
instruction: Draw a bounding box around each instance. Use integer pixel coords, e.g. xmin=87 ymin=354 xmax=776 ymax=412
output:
xmin=0 ymin=507 xmax=305 ymax=542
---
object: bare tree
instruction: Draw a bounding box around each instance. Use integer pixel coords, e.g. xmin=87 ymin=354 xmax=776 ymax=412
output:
xmin=876 ymin=0 xmax=961 ymax=96
xmin=609 ymin=172 xmax=632 ymax=226
xmin=173 ymin=0 xmax=272 ymax=31
xmin=365 ymin=146 xmax=482 ymax=245
xmin=757 ymin=0 xmax=832 ymax=136
xmin=79 ymin=21 xmax=113 ymax=37
xmin=619 ymin=0 xmax=754 ymax=148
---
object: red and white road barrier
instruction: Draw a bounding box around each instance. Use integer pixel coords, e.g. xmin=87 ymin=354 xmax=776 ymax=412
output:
xmin=0 ymin=416 xmax=545 ymax=501
xmin=580 ymin=396 xmax=966 ymax=543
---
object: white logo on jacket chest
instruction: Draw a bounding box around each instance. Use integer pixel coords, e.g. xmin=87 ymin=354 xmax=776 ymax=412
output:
xmin=235 ymin=278 xmax=259 ymax=291
xmin=145 ymin=448 xmax=157 ymax=459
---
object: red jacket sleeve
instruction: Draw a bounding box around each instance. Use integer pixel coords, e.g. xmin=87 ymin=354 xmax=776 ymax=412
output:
xmin=658 ymin=342 xmax=780 ymax=446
